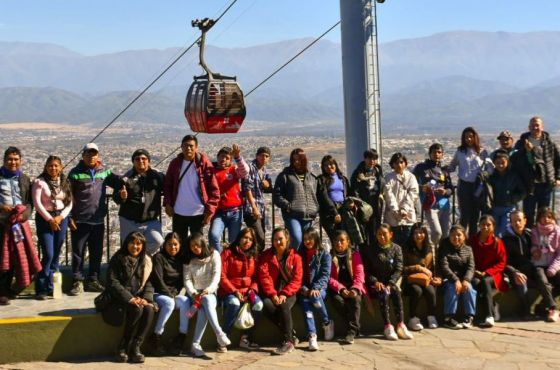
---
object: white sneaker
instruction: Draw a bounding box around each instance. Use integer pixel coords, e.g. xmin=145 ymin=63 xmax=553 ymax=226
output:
xmin=308 ymin=333 xmax=319 ymax=351
xmin=396 ymin=323 xmax=414 ymax=340
xmin=191 ymin=342 xmax=205 ymax=357
xmin=384 ymin=324 xmax=398 ymax=341
xmin=216 ymin=332 xmax=231 ymax=347
xmin=407 ymin=316 xmax=423 ymax=331
xmin=480 ymin=316 xmax=495 ymax=328
xmin=323 ymin=320 xmax=335 ymax=341
xmin=427 ymin=315 xmax=438 ymax=329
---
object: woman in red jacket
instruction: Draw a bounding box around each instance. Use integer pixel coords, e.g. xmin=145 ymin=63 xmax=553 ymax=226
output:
xmin=328 ymin=230 xmax=366 ymax=345
xmin=258 ymin=227 xmax=303 ymax=355
xmin=470 ymin=214 xmax=507 ymax=328
xmin=219 ymin=227 xmax=263 ymax=351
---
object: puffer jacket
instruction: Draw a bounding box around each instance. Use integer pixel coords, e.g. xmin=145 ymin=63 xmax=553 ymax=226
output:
xmin=273 ymin=167 xmax=319 ymax=220
xmin=438 ymin=238 xmax=475 ymax=283
xmin=361 ymin=242 xmax=403 ymax=287
xmin=114 ymin=167 xmax=164 ymax=222
xmin=258 ymin=247 xmax=302 ymax=298
xmin=219 ymin=246 xmax=259 ymax=297
xmin=514 ymin=131 xmax=560 ymax=190
xmin=383 ymin=170 xmax=419 ymax=226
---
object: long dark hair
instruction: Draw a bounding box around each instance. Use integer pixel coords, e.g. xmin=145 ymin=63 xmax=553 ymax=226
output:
xmin=38 ymin=155 xmax=72 ymax=207
xmin=229 ymin=227 xmax=258 ymax=258
xmin=271 ymin=226 xmax=291 ymax=249
xmin=186 ymin=233 xmax=212 ymax=261
xmin=406 ymin=222 xmax=431 ymax=257
xmin=458 ymin=127 xmax=481 ymax=154
xmin=161 ymin=231 xmax=182 ymax=258
xmin=321 ymin=155 xmax=344 ymax=187
xmin=303 ymin=227 xmax=323 ymax=251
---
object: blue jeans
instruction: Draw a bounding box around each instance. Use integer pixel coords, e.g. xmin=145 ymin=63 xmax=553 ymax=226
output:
xmin=153 ymin=294 xmax=190 ymax=335
xmin=35 ymin=215 xmax=68 ymax=295
xmin=443 ymin=280 xmax=477 ymax=317
xmin=222 ymin=293 xmax=263 ymax=335
xmin=523 ymin=183 xmax=552 ymax=228
xmin=491 ymin=205 xmax=515 ymax=238
xmin=299 ymin=289 xmax=330 ymax=334
xmin=208 ymin=209 xmax=243 ymax=252
xmin=192 ymin=294 xmax=224 ymax=344
xmin=119 ymin=217 xmax=164 ymax=256
xmin=283 ymin=216 xmax=312 ymax=250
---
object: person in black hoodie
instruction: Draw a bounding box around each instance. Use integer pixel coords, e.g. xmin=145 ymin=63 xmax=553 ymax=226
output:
xmin=350 ymin=149 xmax=385 ymax=245
xmin=106 ymin=231 xmax=155 ymax=363
xmin=502 ymin=210 xmax=533 ymax=319
xmin=361 ymin=223 xmax=413 ymax=341
xmin=317 ymin=155 xmax=350 ymax=244
xmin=149 ymin=232 xmax=189 ymax=355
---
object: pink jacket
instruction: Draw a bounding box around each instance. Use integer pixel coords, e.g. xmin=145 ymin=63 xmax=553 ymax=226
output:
xmin=329 ymin=250 xmax=366 ymax=296
xmin=32 ymin=178 xmax=72 ymax=222
xmin=531 ymin=223 xmax=560 ymax=276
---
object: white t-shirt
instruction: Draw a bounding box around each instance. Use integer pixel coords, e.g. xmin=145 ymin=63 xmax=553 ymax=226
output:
xmin=174 ymin=160 xmax=205 ymax=216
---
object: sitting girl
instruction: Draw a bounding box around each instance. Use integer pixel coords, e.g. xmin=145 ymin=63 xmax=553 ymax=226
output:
xmin=184 ymin=233 xmax=231 ymax=357
xmin=362 ymin=224 xmax=413 ymax=340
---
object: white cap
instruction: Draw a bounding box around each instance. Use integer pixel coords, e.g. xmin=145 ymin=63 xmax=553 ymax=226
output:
xmin=82 ymin=143 xmax=99 ymax=152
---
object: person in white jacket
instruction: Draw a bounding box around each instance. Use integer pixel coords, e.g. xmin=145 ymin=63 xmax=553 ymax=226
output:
xmin=184 ymin=233 xmax=230 ymax=357
xmin=384 ymin=153 xmax=419 ymax=246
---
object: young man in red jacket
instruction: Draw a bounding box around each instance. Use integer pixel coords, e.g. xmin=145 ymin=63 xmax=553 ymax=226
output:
xmin=208 ymin=144 xmax=249 ymax=251
xmin=163 ymin=135 xmax=219 ymax=246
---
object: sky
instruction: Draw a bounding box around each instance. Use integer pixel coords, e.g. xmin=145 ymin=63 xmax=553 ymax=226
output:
xmin=2 ymin=0 xmax=560 ymax=55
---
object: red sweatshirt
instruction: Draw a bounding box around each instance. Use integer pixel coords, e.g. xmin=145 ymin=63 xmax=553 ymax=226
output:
xmin=212 ymin=156 xmax=249 ymax=211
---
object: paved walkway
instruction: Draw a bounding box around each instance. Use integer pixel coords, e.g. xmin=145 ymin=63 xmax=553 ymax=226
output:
xmin=0 ymin=291 xmax=98 ymax=319
xmin=2 ymin=320 xmax=560 ymax=369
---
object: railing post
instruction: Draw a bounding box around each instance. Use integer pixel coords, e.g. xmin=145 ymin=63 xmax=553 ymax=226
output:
xmin=106 ymin=192 xmax=110 ymax=262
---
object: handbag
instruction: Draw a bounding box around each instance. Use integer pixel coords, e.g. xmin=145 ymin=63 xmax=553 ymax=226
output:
xmin=407 ymin=272 xmax=431 ymax=287
xmin=94 ymin=290 xmax=112 ymax=312
xmin=234 ymin=302 xmax=255 ymax=330
xmin=101 ymin=302 xmax=126 ymax=327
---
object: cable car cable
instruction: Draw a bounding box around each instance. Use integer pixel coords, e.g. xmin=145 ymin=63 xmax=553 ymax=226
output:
xmin=64 ymin=0 xmax=239 ymax=168
xmin=153 ymin=20 xmax=341 ymax=168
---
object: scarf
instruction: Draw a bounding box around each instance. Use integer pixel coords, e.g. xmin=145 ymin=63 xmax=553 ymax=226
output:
xmin=0 ymin=166 xmax=21 ymax=178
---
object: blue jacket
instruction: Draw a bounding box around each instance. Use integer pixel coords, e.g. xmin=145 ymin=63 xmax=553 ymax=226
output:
xmin=299 ymin=249 xmax=332 ymax=292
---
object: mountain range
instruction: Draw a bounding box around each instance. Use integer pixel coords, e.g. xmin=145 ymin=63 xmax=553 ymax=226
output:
xmin=2 ymin=31 xmax=560 ymax=133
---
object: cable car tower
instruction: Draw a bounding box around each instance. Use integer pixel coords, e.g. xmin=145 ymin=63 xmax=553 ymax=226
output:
xmin=340 ymin=0 xmax=382 ymax=170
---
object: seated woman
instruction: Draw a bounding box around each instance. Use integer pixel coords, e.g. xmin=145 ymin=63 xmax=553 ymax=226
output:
xmin=362 ymin=223 xmax=413 ymax=340
xmin=470 ymin=215 xmax=508 ymax=328
xmin=219 ymin=227 xmax=264 ymax=351
xmin=328 ymin=230 xmax=366 ymax=345
xmin=149 ymin=232 xmax=189 ymax=356
xmin=402 ymin=223 xmax=438 ymax=331
xmin=184 ymin=233 xmax=231 ymax=357
xmin=258 ymin=227 xmax=303 ymax=355
xmin=106 ymin=232 xmax=155 ymax=363
xmin=298 ymin=227 xmax=334 ymax=351
xmin=439 ymin=225 xmax=477 ymax=329
xmin=530 ymin=207 xmax=560 ymax=322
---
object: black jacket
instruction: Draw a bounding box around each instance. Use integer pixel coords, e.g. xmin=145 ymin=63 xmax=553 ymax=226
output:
xmin=502 ymin=228 xmax=533 ymax=276
xmin=514 ymin=131 xmax=560 ymax=191
xmin=361 ymin=242 xmax=403 ymax=287
xmin=488 ymin=167 xmax=526 ymax=207
xmin=273 ymin=167 xmax=320 ymax=220
xmin=350 ymin=161 xmax=385 ymax=218
xmin=150 ymin=250 xmax=183 ymax=297
xmin=316 ymin=173 xmax=350 ymax=223
xmin=106 ymin=249 xmax=154 ymax=304
xmin=438 ymin=238 xmax=475 ymax=283
xmin=113 ymin=167 xmax=164 ymax=223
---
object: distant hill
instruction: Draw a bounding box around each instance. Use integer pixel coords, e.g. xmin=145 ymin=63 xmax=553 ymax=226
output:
xmin=2 ymin=31 xmax=560 ymax=132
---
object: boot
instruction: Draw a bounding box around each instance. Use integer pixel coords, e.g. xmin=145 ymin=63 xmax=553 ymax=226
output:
xmin=116 ymin=337 xmax=129 ymax=363
xmin=169 ymin=333 xmax=186 ymax=355
xmin=129 ymin=338 xmax=145 ymax=363
xmin=152 ymin=334 xmax=166 ymax=356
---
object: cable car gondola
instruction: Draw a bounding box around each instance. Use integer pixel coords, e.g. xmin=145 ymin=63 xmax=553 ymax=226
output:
xmin=185 ymin=18 xmax=246 ymax=134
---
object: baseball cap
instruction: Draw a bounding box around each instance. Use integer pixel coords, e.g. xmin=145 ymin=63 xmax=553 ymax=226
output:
xmin=83 ymin=143 xmax=99 ymax=153
xmin=497 ymin=130 xmax=513 ymax=140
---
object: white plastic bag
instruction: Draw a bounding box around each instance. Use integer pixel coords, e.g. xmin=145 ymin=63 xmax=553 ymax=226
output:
xmin=234 ymin=302 xmax=255 ymax=330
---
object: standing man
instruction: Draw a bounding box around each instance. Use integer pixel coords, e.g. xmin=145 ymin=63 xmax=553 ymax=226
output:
xmin=243 ymin=146 xmax=272 ymax=251
xmin=114 ymin=149 xmax=164 ymax=255
xmin=0 ymin=147 xmax=35 ymax=305
xmin=163 ymin=135 xmax=219 ymax=246
xmin=514 ymin=116 xmax=560 ymax=227
xmin=350 ymin=149 xmax=385 ymax=245
xmin=491 ymin=130 xmax=517 ymax=160
xmin=68 ymin=143 xmax=122 ymax=296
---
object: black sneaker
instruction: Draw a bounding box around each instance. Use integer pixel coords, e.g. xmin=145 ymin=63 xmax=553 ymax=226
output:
xmin=462 ymin=316 xmax=474 ymax=329
xmin=68 ymin=281 xmax=84 ymax=296
xmin=443 ymin=317 xmax=462 ymax=330
xmin=0 ymin=296 xmax=10 ymax=305
xmin=85 ymin=279 xmax=105 ymax=293
xmin=341 ymin=332 xmax=355 ymax=344
xmin=272 ymin=341 xmax=295 ymax=355
xmin=35 ymin=293 xmax=49 ymax=300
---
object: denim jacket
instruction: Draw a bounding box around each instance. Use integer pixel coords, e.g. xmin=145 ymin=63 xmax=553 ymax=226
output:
xmin=299 ymin=249 xmax=332 ymax=292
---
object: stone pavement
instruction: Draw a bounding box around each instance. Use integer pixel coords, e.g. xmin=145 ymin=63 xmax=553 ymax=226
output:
xmin=2 ymin=320 xmax=560 ymax=370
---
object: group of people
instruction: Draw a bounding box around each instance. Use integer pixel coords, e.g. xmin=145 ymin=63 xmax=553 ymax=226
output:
xmin=0 ymin=117 xmax=559 ymax=363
